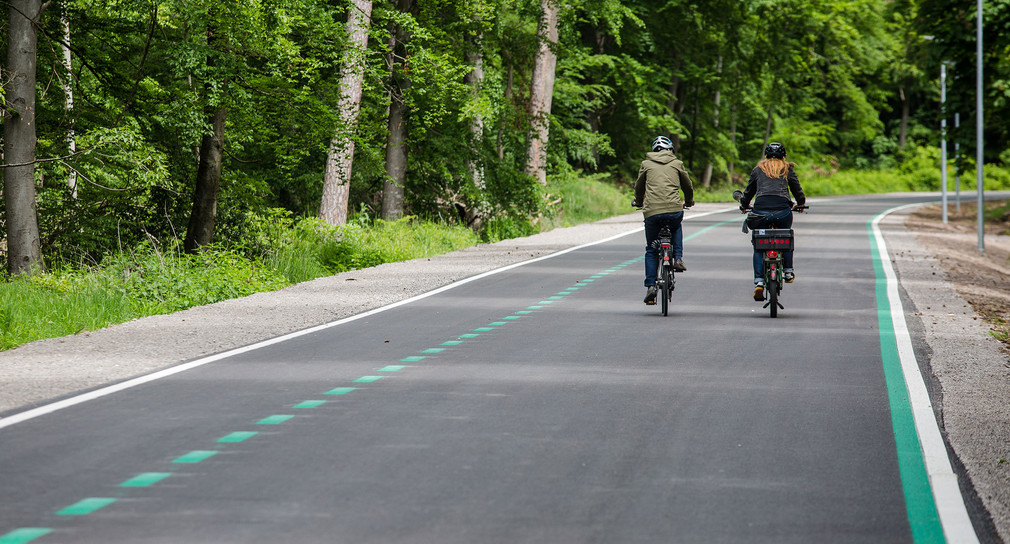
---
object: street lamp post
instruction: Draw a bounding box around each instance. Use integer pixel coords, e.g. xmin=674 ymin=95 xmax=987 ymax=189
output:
xmin=976 ymin=0 xmax=985 ymax=252
xmin=940 ymin=64 xmax=948 ymax=224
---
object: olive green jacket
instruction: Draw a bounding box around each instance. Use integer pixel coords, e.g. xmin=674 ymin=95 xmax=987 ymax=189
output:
xmin=634 ymin=151 xmax=695 ymax=218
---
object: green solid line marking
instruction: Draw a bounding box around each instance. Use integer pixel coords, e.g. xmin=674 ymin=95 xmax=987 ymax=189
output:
xmin=353 ymin=375 xmax=383 ymax=383
xmin=174 ymin=450 xmax=218 ymax=463
xmin=488 ymin=322 xmax=507 ymax=326
xmin=293 ymin=400 xmax=326 ymax=409
xmin=441 ymin=340 xmax=463 ymax=346
xmin=219 ymin=431 xmax=258 ymax=443
xmin=0 ymin=528 xmax=52 ymax=543
xmin=459 ymin=333 xmax=480 ymax=338
xmin=868 ymin=219 xmax=945 ymax=543
xmin=473 ymin=327 xmax=494 ymax=332
xmin=401 ymin=356 xmax=426 ymax=362
xmin=57 ymin=498 xmax=116 ymax=516
xmin=379 ymin=365 xmax=406 ymax=372
xmin=258 ymin=414 xmax=294 ymax=424
xmin=421 ymin=347 xmax=446 ymax=353
xmin=120 ymin=472 xmax=171 ymax=488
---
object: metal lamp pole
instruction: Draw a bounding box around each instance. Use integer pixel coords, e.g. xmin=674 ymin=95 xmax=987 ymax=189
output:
xmin=976 ymin=0 xmax=985 ymax=252
xmin=940 ymin=64 xmax=948 ymax=224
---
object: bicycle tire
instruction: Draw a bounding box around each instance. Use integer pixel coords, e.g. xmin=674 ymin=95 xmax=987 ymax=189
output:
xmin=660 ymin=264 xmax=670 ymax=316
xmin=768 ymin=279 xmax=779 ymax=318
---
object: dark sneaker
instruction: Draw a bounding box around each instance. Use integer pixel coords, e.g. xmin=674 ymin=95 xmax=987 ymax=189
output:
xmin=753 ymin=284 xmax=765 ymax=301
xmin=644 ymin=286 xmax=657 ymax=305
xmin=784 ymin=271 xmax=795 ymax=283
xmin=674 ymin=259 xmax=687 ymax=272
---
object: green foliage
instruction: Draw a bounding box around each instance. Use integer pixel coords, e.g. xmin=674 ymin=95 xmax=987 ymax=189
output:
xmin=541 ymin=170 xmax=631 ymax=229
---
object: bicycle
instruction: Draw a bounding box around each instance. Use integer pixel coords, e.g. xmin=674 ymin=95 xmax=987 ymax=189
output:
xmin=652 ymin=226 xmax=676 ymax=316
xmin=732 ymin=190 xmax=807 ymax=318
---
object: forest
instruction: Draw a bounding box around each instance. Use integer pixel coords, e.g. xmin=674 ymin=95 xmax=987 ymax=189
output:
xmin=2 ymin=0 xmax=1009 ymax=279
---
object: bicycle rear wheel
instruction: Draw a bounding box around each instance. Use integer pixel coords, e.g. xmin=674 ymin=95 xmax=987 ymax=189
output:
xmin=768 ymin=279 xmax=779 ymax=318
xmin=660 ymin=265 xmax=670 ymax=316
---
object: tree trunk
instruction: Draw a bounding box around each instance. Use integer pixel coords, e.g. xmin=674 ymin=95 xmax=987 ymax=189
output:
xmin=525 ymin=0 xmax=559 ymax=185
xmin=898 ymin=86 xmax=909 ymax=151
xmin=61 ymin=6 xmax=77 ymax=198
xmin=320 ymin=0 xmax=373 ymax=225
xmin=762 ymin=103 xmax=774 ymax=158
xmin=4 ymin=0 xmax=44 ymax=276
xmin=380 ymin=0 xmax=413 ymax=222
xmin=727 ymin=102 xmax=738 ymax=180
xmin=464 ymin=28 xmax=486 ymax=230
xmin=701 ymin=56 xmax=722 ymax=188
xmin=497 ymin=61 xmax=513 ymax=160
xmin=184 ymin=106 xmax=227 ymax=252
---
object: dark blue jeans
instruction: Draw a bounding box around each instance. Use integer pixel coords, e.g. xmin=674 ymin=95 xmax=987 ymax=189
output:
xmin=643 ymin=212 xmax=684 ymax=287
xmin=750 ymin=209 xmax=793 ymax=281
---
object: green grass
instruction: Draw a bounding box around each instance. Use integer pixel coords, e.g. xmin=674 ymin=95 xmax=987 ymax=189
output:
xmin=0 ymin=219 xmax=480 ymax=351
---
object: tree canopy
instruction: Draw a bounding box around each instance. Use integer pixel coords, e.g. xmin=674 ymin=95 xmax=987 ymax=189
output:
xmin=2 ymin=0 xmax=1008 ymax=272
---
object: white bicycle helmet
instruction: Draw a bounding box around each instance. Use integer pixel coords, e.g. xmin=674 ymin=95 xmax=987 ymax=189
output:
xmin=652 ymin=136 xmax=675 ymax=152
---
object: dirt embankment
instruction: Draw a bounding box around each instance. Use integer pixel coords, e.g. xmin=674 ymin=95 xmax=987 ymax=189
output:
xmin=907 ymin=201 xmax=1010 ymax=358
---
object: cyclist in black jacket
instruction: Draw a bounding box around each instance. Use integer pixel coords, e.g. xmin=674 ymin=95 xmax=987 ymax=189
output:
xmin=738 ymin=142 xmax=806 ymax=301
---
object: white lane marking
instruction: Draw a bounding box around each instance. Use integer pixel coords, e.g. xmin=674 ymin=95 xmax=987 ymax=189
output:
xmin=872 ymin=204 xmax=979 ymax=543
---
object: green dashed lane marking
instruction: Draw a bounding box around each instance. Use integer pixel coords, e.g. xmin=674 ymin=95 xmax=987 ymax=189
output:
xmin=515 ymin=310 xmax=532 ymax=315
xmin=379 ymin=365 xmax=406 ymax=372
xmin=526 ymin=306 xmax=542 ymax=310
xmin=57 ymin=498 xmax=116 ymax=516
xmin=353 ymin=376 xmax=383 ymax=383
xmin=120 ymin=473 xmax=171 ymax=488
xmin=537 ymin=300 xmax=554 ymax=304
xmin=174 ymin=450 xmax=218 ymax=463
xmin=441 ymin=340 xmax=463 ymax=346
xmin=488 ymin=322 xmax=507 ymax=326
xmin=473 ymin=327 xmax=494 ymax=332
xmin=325 ymin=387 xmax=357 ymax=395
xmin=400 ymin=356 xmax=426 ymax=362
xmin=0 ymin=528 xmax=52 ymax=543
xmin=421 ymin=348 xmax=445 ymax=353
xmin=219 ymin=431 xmax=258 ymax=443
xmin=293 ymin=400 xmax=325 ymax=409
xmin=548 ymin=296 xmax=563 ymax=300
xmin=503 ymin=316 xmax=521 ymax=320
xmin=459 ymin=333 xmax=480 ymax=338
xmin=258 ymin=415 xmax=294 ymax=424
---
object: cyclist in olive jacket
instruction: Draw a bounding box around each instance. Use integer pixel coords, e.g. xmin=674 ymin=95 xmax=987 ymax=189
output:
xmin=633 ymin=136 xmax=694 ymax=305
xmin=738 ymin=142 xmax=806 ymax=301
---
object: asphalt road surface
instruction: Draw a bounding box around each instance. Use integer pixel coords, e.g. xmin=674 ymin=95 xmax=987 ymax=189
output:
xmin=0 ymin=194 xmax=988 ymax=543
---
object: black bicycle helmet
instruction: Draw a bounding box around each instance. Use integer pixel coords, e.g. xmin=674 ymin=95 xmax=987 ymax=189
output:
xmin=764 ymin=142 xmax=786 ymax=159
xmin=652 ymin=136 xmax=675 ymax=152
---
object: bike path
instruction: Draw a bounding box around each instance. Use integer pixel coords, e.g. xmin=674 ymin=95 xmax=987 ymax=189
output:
xmin=0 ymin=195 xmax=981 ymax=543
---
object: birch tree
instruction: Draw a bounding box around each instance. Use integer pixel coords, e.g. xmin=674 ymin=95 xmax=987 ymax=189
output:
xmin=4 ymin=0 xmax=45 ymax=275
xmin=525 ymin=0 xmax=559 ymax=185
xmin=320 ymin=0 xmax=373 ymax=225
